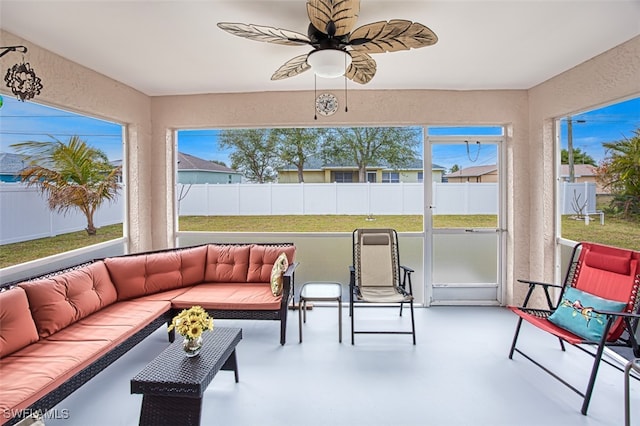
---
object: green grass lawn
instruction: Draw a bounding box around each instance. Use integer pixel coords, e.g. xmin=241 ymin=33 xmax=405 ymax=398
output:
xmin=180 ymin=214 xmax=506 ymax=232
xmin=0 ymin=224 xmax=123 ymax=269
xmin=1 ymin=214 xmax=638 ymax=268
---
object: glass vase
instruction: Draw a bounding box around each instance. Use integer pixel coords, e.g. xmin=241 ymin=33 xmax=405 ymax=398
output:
xmin=182 ymin=336 xmax=203 ymax=357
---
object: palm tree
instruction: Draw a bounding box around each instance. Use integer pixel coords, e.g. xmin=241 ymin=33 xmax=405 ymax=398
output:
xmin=11 ymin=136 xmax=121 ymax=235
xmin=596 ymin=129 xmax=640 ymax=218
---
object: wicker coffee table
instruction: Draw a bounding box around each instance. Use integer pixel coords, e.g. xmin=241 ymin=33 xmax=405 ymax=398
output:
xmin=131 ymin=327 xmax=242 ymax=426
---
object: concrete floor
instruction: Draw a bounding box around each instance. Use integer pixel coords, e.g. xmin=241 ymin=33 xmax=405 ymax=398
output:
xmin=43 ymin=306 xmax=638 ymax=426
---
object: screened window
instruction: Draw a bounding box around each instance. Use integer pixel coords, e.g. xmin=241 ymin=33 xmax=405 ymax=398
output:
xmin=176 ymin=126 xmax=425 ymax=233
xmin=382 ymin=172 xmax=400 ymax=183
xmin=0 ymin=96 xmax=125 ymax=268
xmin=334 ymin=171 xmax=354 ymax=182
xmin=555 ymin=97 xmax=639 ymax=251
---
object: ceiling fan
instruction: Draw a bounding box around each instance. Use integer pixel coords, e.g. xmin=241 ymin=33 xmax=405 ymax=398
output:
xmin=217 ymin=0 xmax=438 ymax=84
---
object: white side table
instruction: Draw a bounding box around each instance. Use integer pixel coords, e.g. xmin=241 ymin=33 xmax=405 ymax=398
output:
xmin=298 ymin=281 xmax=342 ymax=343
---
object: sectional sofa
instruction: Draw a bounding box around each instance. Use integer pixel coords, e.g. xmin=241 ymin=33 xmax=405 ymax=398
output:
xmin=0 ymin=242 xmax=297 ymax=426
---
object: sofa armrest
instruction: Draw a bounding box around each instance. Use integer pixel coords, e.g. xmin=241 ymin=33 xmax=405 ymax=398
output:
xmin=283 ymin=262 xmax=299 ymax=300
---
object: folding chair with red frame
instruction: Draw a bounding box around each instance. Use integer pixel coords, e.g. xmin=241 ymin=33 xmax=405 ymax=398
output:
xmin=508 ymin=242 xmax=640 ymax=415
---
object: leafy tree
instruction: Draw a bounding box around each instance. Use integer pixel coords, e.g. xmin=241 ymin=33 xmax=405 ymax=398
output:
xmin=596 ymin=129 xmax=640 ymax=218
xmin=219 ymin=129 xmax=280 ymax=183
xmin=11 ymin=136 xmax=121 ymax=235
xmin=322 ymin=127 xmax=421 ymax=182
xmin=449 ymin=164 xmax=460 ymax=173
xmin=561 ymin=148 xmax=596 ymax=165
xmin=273 ymin=128 xmax=327 ymax=183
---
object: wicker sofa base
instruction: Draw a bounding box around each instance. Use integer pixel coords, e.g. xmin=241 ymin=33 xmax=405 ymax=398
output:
xmin=1 ymin=242 xmax=297 ymax=426
xmin=5 ymin=313 xmax=172 ymax=426
xmin=202 ymin=308 xmax=288 ymax=345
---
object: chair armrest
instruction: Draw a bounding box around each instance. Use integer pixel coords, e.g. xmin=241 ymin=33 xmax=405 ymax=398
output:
xmin=400 ymin=265 xmax=414 ymax=294
xmin=516 ymin=279 xmax=562 ymax=289
xmin=592 ymin=309 xmax=640 ymax=355
xmin=592 ymin=309 xmax=640 ymax=319
xmin=516 ymin=279 xmax=562 ymax=309
xmin=349 ymin=266 xmax=356 ymax=288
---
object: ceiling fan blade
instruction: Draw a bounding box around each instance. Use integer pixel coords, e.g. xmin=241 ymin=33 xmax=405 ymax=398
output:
xmin=345 ymin=50 xmax=376 ymax=84
xmin=217 ymin=22 xmax=311 ymax=46
xmin=306 ymin=0 xmax=360 ymax=37
xmin=349 ymin=20 xmax=438 ymax=53
xmin=271 ymin=54 xmax=312 ymax=81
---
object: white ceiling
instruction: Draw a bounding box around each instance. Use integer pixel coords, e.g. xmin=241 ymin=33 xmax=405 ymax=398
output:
xmin=2 ymin=1 xmax=639 ymax=96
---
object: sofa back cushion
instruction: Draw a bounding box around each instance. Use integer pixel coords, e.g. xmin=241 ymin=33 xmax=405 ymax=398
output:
xmin=19 ymin=261 xmax=118 ymax=338
xmin=104 ymin=254 xmax=148 ymax=300
xmin=247 ymin=244 xmax=296 ymax=283
xmin=180 ymin=245 xmax=208 ymax=286
xmin=105 ymin=246 xmax=208 ymax=300
xmin=0 ymin=287 xmax=40 ymax=358
xmin=204 ymin=245 xmax=251 ymax=282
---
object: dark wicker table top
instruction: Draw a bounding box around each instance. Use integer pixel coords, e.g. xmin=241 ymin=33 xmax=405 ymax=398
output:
xmin=131 ymin=327 xmax=242 ymax=398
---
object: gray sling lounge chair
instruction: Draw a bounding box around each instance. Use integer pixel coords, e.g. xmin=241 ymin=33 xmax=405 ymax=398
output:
xmin=349 ymin=228 xmax=416 ymax=344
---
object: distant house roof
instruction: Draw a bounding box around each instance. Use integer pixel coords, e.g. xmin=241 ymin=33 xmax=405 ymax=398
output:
xmin=177 ymin=152 xmax=237 ymax=173
xmin=0 ymin=152 xmax=27 ymax=174
xmin=279 ymin=156 xmax=444 ymax=172
xmin=1 ymin=151 xmax=239 ymax=175
xmin=445 ymin=165 xmax=497 ymax=178
xmin=102 ymin=154 xmax=238 ymax=174
xmin=559 ymin=164 xmax=596 ymax=177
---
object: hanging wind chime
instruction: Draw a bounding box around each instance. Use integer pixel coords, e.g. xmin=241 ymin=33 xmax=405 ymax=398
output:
xmin=1 ymin=45 xmax=44 ymax=102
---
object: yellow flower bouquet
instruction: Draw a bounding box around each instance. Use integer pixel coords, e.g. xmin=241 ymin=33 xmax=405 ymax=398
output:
xmin=168 ymin=306 xmax=214 ymax=356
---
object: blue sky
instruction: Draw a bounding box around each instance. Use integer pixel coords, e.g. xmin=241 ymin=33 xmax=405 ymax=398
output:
xmin=0 ymin=95 xmax=123 ymax=160
xmin=0 ymin=94 xmax=638 ymax=171
xmin=558 ymin=97 xmax=640 ymax=163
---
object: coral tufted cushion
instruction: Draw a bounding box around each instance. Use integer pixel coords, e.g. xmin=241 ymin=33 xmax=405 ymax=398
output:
xmin=247 ymin=245 xmax=296 ymax=283
xmin=105 ymin=249 xmax=196 ymax=301
xmin=103 ymin=255 xmax=145 ymax=301
xmin=19 ymin=262 xmax=118 ymax=338
xmin=0 ymin=287 xmax=40 ymax=358
xmin=144 ymin=252 xmax=183 ymax=294
xmin=204 ymin=245 xmax=251 ymax=283
xmin=179 ymin=245 xmax=208 ymax=286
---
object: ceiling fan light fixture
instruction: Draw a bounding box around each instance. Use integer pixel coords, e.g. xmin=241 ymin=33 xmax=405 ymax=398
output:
xmin=307 ymin=49 xmax=351 ymax=78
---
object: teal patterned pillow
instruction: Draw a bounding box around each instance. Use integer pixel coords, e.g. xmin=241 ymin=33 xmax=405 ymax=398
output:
xmin=548 ymin=287 xmax=626 ymax=342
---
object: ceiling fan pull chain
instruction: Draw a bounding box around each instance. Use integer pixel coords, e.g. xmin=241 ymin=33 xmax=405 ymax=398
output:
xmin=314 ymin=74 xmax=318 ymax=120
xmin=344 ymin=57 xmax=348 ymax=113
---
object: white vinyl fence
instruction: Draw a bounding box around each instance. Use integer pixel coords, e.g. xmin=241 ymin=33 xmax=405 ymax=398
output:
xmin=1 ymin=181 xmax=597 ymax=245
xmin=176 ymin=181 xmax=596 ymax=216
xmin=178 ymin=182 xmax=501 ymax=216
xmin=560 ymin=182 xmax=598 ymax=216
xmin=0 ymin=184 xmax=124 ymax=245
